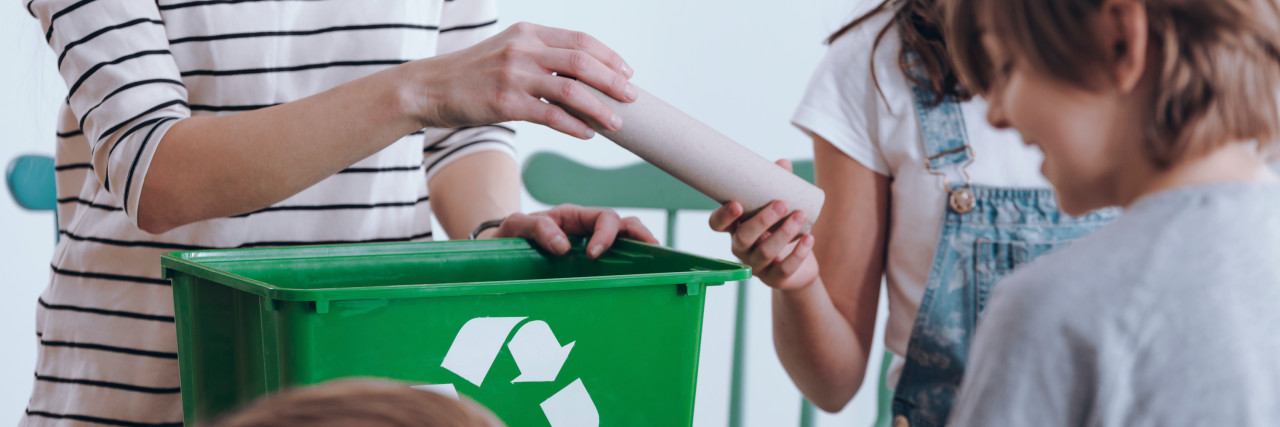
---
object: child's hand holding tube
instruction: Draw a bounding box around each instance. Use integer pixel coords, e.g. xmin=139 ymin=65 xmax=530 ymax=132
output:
xmin=708 ymin=160 xmax=819 ymax=291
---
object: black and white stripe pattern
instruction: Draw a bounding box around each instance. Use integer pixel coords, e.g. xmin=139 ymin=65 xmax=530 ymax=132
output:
xmin=25 ymin=1 xmax=512 ymax=425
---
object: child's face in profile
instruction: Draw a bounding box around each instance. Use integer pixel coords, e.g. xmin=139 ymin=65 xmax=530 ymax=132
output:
xmin=979 ymin=34 xmax=1142 ymax=216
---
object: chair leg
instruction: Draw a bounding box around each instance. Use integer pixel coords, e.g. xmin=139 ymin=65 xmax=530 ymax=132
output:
xmin=664 ymin=210 xmax=678 ymax=248
xmin=799 ymin=398 xmax=817 ymax=427
xmin=873 ymin=351 xmax=894 ymax=427
xmin=727 ymin=279 xmax=749 ymax=427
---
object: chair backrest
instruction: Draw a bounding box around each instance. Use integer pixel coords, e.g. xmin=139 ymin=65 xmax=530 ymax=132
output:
xmin=522 ymin=152 xmax=815 ymax=212
xmin=6 ymin=154 xmax=57 ymax=211
xmin=6 ymin=154 xmax=59 ymax=242
xmin=522 ymin=151 xmax=817 ymax=427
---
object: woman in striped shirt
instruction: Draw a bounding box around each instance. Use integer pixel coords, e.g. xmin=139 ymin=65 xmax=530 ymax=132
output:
xmin=24 ymin=0 xmax=652 ymax=425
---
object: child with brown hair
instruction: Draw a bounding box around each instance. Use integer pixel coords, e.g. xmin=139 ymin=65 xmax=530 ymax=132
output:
xmin=208 ymin=380 xmax=504 ymax=427
xmin=941 ymin=0 xmax=1280 ymax=424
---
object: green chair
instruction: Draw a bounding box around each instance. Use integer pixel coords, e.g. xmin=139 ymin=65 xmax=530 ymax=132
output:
xmin=6 ymin=154 xmax=59 ymax=241
xmin=875 ymin=350 xmax=893 ymax=427
xmin=522 ymin=152 xmax=819 ymax=427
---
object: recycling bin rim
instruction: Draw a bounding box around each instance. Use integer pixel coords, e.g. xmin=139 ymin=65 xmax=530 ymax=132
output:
xmin=160 ymin=237 xmax=750 ymax=303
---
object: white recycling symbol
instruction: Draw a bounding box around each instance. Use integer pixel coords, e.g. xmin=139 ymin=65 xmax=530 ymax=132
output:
xmin=439 ymin=317 xmax=598 ymax=427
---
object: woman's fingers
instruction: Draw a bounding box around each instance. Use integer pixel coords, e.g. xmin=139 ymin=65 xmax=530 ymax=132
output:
xmin=540 ymin=47 xmax=635 ymax=107
xmin=500 ymin=205 xmax=658 ymax=258
xmin=529 ymin=75 xmax=619 ymax=133
xmin=512 ymin=96 xmax=595 ymax=139
xmin=583 ymin=209 xmax=622 ymax=259
xmin=409 ymin=22 xmax=636 ymax=140
xmin=532 ymin=24 xmax=633 ymax=80
xmin=619 ymin=216 xmax=659 ymax=245
xmin=496 ymin=212 xmax=571 ymax=255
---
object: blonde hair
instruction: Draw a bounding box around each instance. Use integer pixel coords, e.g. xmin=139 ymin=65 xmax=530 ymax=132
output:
xmin=207 ymin=379 xmax=504 ymax=427
xmin=946 ymin=0 xmax=1280 ymax=167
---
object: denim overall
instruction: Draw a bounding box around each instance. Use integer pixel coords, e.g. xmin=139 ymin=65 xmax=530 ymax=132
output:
xmin=888 ymin=72 xmax=1119 ymax=427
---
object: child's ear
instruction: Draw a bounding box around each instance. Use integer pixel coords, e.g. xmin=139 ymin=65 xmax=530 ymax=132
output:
xmin=1098 ymin=0 xmax=1149 ymax=93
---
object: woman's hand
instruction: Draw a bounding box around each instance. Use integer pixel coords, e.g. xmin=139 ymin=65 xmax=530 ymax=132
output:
xmin=708 ymin=160 xmax=819 ymax=291
xmin=406 ymin=22 xmax=636 ymax=139
xmin=481 ymin=204 xmax=658 ymax=259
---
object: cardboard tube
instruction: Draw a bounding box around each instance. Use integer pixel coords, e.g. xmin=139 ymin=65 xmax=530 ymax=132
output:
xmin=579 ymin=85 xmax=825 ymax=232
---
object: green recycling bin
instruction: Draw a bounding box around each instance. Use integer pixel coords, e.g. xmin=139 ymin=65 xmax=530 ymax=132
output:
xmin=161 ymin=237 xmax=749 ymax=426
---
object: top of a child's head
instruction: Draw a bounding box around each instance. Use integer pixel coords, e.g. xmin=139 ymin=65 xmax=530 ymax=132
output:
xmin=205 ymin=379 xmax=505 ymax=427
xmin=945 ymin=0 xmax=1280 ymax=167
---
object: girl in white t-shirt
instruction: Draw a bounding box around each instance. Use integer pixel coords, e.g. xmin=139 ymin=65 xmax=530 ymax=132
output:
xmin=709 ymin=2 xmax=1117 ymax=425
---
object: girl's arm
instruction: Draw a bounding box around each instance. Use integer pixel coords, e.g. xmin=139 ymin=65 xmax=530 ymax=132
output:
xmin=776 ymin=136 xmax=890 ymax=411
xmin=709 ymin=136 xmax=890 ymax=411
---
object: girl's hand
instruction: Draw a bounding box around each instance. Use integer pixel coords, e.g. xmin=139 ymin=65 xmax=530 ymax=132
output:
xmin=407 ymin=22 xmax=636 ymax=139
xmin=708 ymin=160 xmax=819 ymax=291
xmin=485 ymin=204 xmax=658 ymax=259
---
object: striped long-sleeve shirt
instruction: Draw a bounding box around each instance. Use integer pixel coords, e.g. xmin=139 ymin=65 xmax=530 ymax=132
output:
xmin=24 ymin=1 xmax=515 ymax=425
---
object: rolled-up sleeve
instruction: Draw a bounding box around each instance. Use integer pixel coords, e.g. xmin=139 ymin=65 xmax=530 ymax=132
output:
xmin=422 ymin=125 xmax=517 ymax=182
xmin=435 ymin=0 xmax=501 ymax=55
xmin=31 ymin=0 xmax=191 ymax=224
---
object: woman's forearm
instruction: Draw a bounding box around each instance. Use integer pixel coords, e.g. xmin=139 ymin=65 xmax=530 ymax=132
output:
xmin=428 ymin=150 xmax=523 ymax=239
xmin=135 ymin=23 xmax=637 ymax=234
xmin=137 ymin=65 xmax=420 ymax=234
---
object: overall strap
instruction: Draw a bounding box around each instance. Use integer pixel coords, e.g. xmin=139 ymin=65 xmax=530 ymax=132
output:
xmin=904 ymin=51 xmax=973 ymax=172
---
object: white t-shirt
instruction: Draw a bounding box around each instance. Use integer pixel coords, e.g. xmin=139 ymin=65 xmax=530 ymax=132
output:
xmin=790 ymin=11 xmax=1049 ymax=388
xmin=27 ymin=0 xmax=512 ymax=425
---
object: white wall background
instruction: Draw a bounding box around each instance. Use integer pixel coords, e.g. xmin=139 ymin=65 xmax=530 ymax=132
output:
xmin=0 ymin=1 xmax=888 ymax=426
xmin=1 ymin=3 xmax=71 ymax=425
